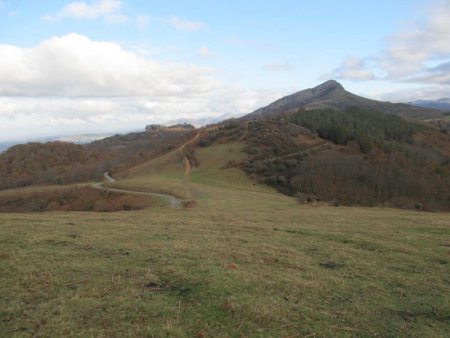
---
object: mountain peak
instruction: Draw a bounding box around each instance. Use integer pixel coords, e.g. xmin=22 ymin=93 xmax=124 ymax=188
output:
xmin=246 ymin=79 xmax=444 ymax=120
xmin=312 ymin=80 xmax=344 ymax=94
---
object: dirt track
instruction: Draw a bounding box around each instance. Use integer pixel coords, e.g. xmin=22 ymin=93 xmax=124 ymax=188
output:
xmin=179 ymin=131 xmax=201 ymax=176
xmin=92 ymin=131 xmax=202 ymax=210
xmin=93 ymin=173 xmax=183 ymax=210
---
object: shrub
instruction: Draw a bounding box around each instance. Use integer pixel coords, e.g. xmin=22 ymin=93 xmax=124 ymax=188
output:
xmin=0 ymin=187 xmax=152 ymax=213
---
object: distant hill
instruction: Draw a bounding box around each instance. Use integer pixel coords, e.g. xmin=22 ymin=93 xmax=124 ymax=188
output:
xmin=409 ymin=98 xmax=450 ymax=112
xmin=246 ymin=80 xmax=444 ymax=120
xmin=0 ymin=127 xmax=196 ymax=190
xmin=0 ymin=142 xmax=105 ymax=190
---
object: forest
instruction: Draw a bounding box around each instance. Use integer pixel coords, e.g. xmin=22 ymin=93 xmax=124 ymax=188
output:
xmin=0 ymin=142 xmax=108 ymax=190
xmin=241 ymin=109 xmax=450 ymax=211
xmin=288 ymin=107 xmax=425 ymax=152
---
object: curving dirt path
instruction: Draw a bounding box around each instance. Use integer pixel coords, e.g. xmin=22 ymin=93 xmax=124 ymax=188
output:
xmin=92 ymin=131 xmax=202 ymax=210
xmin=179 ymin=131 xmax=201 ymax=176
xmin=93 ymin=172 xmax=183 ymax=210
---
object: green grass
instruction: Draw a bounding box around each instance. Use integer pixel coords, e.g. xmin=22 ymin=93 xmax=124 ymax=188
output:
xmin=109 ymin=177 xmax=192 ymax=200
xmin=190 ymin=143 xmax=271 ymax=192
xmin=1 ymin=207 xmax=449 ymax=337
xmin=109 ymin=142 xmax=274 ymax=204
xmin=1 ymin=142 xmax=449 ymax=337
xmin=120 ymin=149 xmax=185 ymax=181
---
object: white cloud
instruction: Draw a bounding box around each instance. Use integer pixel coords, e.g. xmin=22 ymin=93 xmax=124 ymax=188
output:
xmin=329 ymin=57 xmax=375 ymax=81
xmin=167 ymin=16 xmax=206 ymax=31
xmin=380 ymin=85 xmax=450 ymax=103
xmin=0 ymin=33 xmax=218 ymax=97
xmin=381 ymin=0 xmax=450 ymax=82
xmin=43 ymin=0 xmax=124 ymax=22
xmin=412 ymin=61 xmax=450 ymax=85
xmin=0 ymin=88 xmax=280 ymax=142
xmin=262 ymin=62 xmax=295 ymax=72
xmin=331 ymin=0 xmax=450 ymax=85
xmin=0 ymin=34 xmax=282 ymax=141
xmin=198 ymin=46 xmax=213 ymax=58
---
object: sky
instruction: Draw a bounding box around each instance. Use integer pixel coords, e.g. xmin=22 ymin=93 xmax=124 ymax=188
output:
xmin=0 ymin=0 xmax=449 ymax=141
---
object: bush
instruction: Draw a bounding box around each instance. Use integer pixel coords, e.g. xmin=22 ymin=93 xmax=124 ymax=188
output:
xmin=295 ymin=193 xmax=317 ymax=204
xmin=0 ymin=187 xmax=152 ymax=213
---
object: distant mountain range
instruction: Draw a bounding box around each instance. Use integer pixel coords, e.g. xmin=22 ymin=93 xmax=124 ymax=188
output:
xmin=246 ymin=80 xmax=444 ymax=120
xmin=409 ymin=98 xmax=450 ymax=112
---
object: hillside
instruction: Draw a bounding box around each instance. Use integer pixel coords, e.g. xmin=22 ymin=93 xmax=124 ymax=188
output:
xmin=0 ymin=126 xmax=196 ymax=190
xmin=198 ymin=107 xmax=450 ymax=211
xmin=0 ymin=90 xmax=449 ymax=336
xmin=247 ymin=80 xmax=444 ymax=120
xmin=1 ymin=138 xmax=449 ymax=336
xmin=0 ymin=142 xmax=107 ymax=190
xmin=1 ymin=93 xmax=449 ymax=211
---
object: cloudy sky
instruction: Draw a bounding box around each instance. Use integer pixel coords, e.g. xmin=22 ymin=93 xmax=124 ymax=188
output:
xmin=0 ymin=0 xmax=449 ymax=141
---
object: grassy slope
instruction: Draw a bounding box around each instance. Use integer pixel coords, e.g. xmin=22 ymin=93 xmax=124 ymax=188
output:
xmin=189 ymin=143 xmax=283 ymax=211
xmin=109 ymin=148 xmax=191 ymax=199
xmin=1 ymin=142 xmax=450 ymax=337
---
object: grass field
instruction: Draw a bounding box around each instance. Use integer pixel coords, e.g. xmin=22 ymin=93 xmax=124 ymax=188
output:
xmin=1 ymin=142 xmax=449 ymax=337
